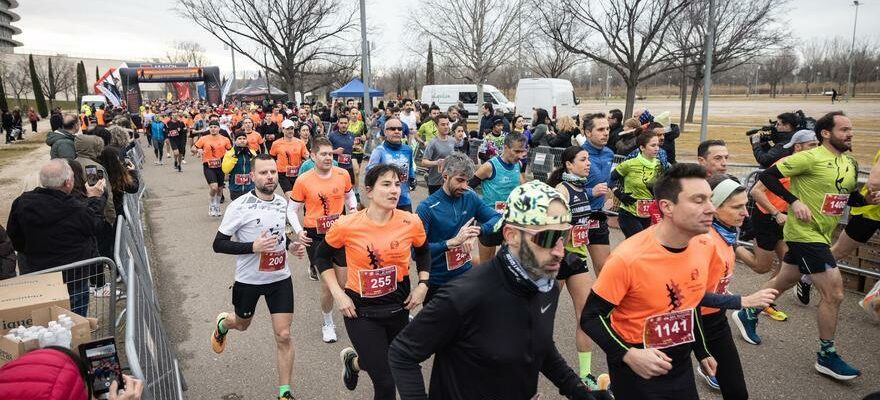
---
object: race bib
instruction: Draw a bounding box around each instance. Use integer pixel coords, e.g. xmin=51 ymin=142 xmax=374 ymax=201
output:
xmin=206 ymin=158 xmax=221 ymax=169
xmin=715 ymin=275 xmax=732 ymax=295
xmin=339 ymin=153 xmax=352 ymax=164
xmin=397 ymin=162 xmax=409 ymax=183
xmin=495 ymin=201 xmax=508 ymax=212
xmin=358 ymin=266 xmax=398 ymax=298
xmin=636 ymin=199 xmax=653 ymax=218
xmin=588 ymin=219 xmax=601 ymax=230
xmin=649 ymin=201 xmax=663 ymax=225
xmin=643 ymin=309 xmax=695 ymax=349
xmin=286 ymin=165 xmax=299 ymax=177
xmin=821 ymin=193 xmax=848 ymax=216
xmin=571 ymin=225 xmax=590 ymax=247
xmin=445 ymin=246 xmax=472 ymax=271
xmin=168 ymin=129 xmax=179 ymax=137
xmin=316 ymin=214 xmax=340 ymax=234
xmin=234 ymin=174 xmax=250 ymax=185
xmin=354 ymin=137 xmax=362 ymax=146
xmin=259 ymin=250 xmax=286 ymax=272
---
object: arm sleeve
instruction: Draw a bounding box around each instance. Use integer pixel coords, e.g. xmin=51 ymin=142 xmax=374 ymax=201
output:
xmin=541 ymin=347 xmax=590 ymax=399
xmin=759 ymin=165 xmax=798 ymax=204
xmin=414 ymin=242 xmax=431 ymax=273
xmin=475 ymin=199 xmax=503 ymax=236
xmin=468 ymin=175 xmax=482 ymax=189
xmin=212 ymin=231 xmax=253 ymax=255
xmin=580 ymin=291 xmax=630 ymax=365
xmin=286 ymin=200 xmax=304 ymax=233
xmin=700 ymin=293 xmax=742 ymax=310
xmin=692 ymin=306 xmax=712 ymax=361
xmin=416 ymin=203 xmax=448 ymax=254
xmin=847 ymin=190 xmax=868 ymax=207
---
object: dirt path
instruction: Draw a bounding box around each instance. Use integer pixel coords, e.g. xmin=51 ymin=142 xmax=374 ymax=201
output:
xmin=0 ymin=120 xmax=52 ymax=225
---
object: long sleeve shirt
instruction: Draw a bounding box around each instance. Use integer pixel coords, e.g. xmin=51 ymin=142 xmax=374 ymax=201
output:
xmin=582 ymin=141 xmax=614 ymax=210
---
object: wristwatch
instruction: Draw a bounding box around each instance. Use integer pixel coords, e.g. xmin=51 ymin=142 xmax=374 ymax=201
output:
xmin=418 ymin=279 xmax=429 ymax=287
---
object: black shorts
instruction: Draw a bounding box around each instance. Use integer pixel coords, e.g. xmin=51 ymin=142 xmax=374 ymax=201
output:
xmin=752 ymin=210 xmax=783 ymax=251
xmin=304 ymin=227 xmax=347 ymax=267
xmin=588 ymin=218 xmax=610 ymax=246
xmin=479 ymin=230 xmax=504 ymax=247
xmin=278 ymin=175 xmax=296 ymax=193
xmin=353 ymin=153 xmax=364 ymax=164
xmin=343 ymin=167 xmax=355 ymax=185
xmin=557 ymin=252 xmax=590 ymax=281
xmin=203 ymin=164 xmax=224 ymax=185
xmin=783 ymin=242 xmax=837 ymax=275
xmin=169 ymin=135 xmax=186 ymax=152
xmin=232 ymin=277 xmax=294 ymax=319
xmin=845 ymin=214 xmax=880 ymax=244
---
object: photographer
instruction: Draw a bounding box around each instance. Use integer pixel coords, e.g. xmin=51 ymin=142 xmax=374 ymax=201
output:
xmin=751 ymin=112 xmax=798 ymax=168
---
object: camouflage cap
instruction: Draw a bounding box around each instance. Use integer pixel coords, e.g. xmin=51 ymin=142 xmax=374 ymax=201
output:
xmin=493 ymin=180 xmax=571 ymax=232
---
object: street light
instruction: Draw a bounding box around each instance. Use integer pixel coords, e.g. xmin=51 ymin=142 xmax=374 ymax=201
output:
xmin=845 ymin=0 xmax=861 ymax=101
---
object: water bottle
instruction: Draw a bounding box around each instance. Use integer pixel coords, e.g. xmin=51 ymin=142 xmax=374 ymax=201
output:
xmin=39 ymin=332 xmax=56 ymax=348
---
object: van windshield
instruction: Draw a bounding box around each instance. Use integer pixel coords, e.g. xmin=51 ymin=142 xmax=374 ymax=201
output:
xmin=491 ymin=91 xmax=510 ymax=104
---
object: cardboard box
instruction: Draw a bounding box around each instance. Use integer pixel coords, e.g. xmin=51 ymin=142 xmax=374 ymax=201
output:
xmin=0 ymin=305 xmax=91 ymax=367
xmin=0 ymin=272 xmax=70 ymax=335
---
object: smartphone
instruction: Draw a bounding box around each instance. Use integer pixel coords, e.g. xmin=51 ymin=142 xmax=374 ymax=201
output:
xmin=79 ymin=337 xmax=124 ymax=398
xmin=85 ymin=166 xmax=98 ymax=186
xmin=96 ymin=169 xmax=105 ymax=181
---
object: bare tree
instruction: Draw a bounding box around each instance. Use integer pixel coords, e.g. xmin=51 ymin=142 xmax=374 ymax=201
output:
xmin=526 ymin=34 xmax=584 ymax=78
xmin=166 ymin=41 xmax=209 ymax=66
xmin=848 ymin=40 xmax=879 ymax=97
xmin=415 ymin=0 xmax=518 ymax=108
xmin=2 ymin=58 xmax=32 ymax=108
xmin=177 ymin=0 xmax=357 ymax=97
xmin=32 ymin=57 xmax=76 ymax=109
xmin=762 ymin=48 xmax=798 ymax=97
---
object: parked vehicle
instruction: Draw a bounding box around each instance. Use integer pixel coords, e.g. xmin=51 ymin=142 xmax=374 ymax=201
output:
xmin=514 ymin=78 xmax=579 ymax=123
xmin=420 ymin=84 xmax=515 ymax=117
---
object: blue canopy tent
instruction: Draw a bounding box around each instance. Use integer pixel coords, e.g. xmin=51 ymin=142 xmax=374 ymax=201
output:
xmin=330 ymin=79 xmax=384 ymax=98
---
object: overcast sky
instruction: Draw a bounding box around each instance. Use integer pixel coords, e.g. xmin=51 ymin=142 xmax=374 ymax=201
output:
xmin=12 ymin=0 xmax=879 ymax=77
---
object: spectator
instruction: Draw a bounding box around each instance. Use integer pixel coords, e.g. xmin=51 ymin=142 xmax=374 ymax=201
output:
xmin=6 ymin=159 xmax=107 ymax=316
xmin=752 ymin=112 xmax=797 ymax=168
xmin=12 ymin=107 xmax=22 ymax=140
xmin=46 ymin=114 xmax=79 ymax=160
xmin=87 ymin=120 xmax=112 ymax=147
xmin=605 ymin=109 xmax=624 ymax=151
xmin=2 ymin=109 xmax=12 ymax=143
xmin=528 ymin=108 xmax=552 ymax=146
xmin=478 ymin=102 xmax=495 ymax=136
xmin=27 ymin=107 xmax=39 ymax=134
xmin=108 ymin=116 xmax=134 ymax=152
xmin=50 ymin=107 xmax=63 ymax=132
xmin=613 ymin=118 xmax=643 ymax=156
xmin=546 ymin=115 xmax=578 ymax=148
xmin=652 ymin=111 xmax=679 ymax=164
xmin=0 ymin=224 xmax=15 ymax=279
xmin=98 ymin=146 xmax=140 ymax=219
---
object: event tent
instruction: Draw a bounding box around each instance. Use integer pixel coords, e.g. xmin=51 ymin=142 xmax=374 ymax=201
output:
xmin=227 ymin=79 xmax=288 ymax=103
xmin=330 ymin=79 xmax=384 ymax=98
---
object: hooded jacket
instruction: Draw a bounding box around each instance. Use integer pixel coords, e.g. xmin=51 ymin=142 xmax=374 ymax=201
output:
xmin=6 ymin=187 xmax=105 ymax=273
xmin=0 ymin=348 xmax=90 ymax=400
xmin=46 ymin=129 xmax=77 ymax=160
xmin=75 ymin=135 xmax=116 ymax=225
xmin=0 ymin=224 xmax=16 ymax=279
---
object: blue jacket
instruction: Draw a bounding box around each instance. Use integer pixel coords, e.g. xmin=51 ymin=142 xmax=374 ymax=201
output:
xmin=150 ymin=121 xmax=165 ymax=141
xmin=416 ymin=189 xmax=502 ymax=286
xmin=582 ymin=141 xmax=614 ymax=210
xmin=366 ymin=141 xmax=416 ymax=206
xmin=625 ymin=147 xmax=670 ymax=171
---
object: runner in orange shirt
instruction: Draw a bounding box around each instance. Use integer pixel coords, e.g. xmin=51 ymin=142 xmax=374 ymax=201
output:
xmin=314 ymin=163 xmax=430 ymax=399
xmin=270 ymin=119 xmax=310 ymax=195
xmin=194 ymin=120 xmax=232 ymax=216
xmin=287 ymin=137 xmax=356 ymax=343
xmin=241 ymin=117 xmax=265 ymax=153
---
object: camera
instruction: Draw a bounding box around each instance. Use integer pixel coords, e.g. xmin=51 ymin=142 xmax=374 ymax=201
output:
xmin=745 ymin=110 xmax=815 ymax=146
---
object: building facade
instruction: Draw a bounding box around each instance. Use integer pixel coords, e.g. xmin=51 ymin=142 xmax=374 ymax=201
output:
xmin=0 ymin=0 xmax=21 ymax=54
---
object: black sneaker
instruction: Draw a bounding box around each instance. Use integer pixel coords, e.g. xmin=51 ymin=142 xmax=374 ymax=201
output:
xmin=220 ymin=192 xmax=225 ymax=203
xmin=796 ymin=280 xmax=812 ymax=305
xmin=309 ymin=265 xmax=319 ymax=281
xmin=340 ymin=347 xmax=359 ymax=391
xmin=278 ymin=391 xmax=295 ymax=399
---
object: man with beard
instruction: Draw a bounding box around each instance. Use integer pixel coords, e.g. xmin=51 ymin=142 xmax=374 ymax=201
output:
xmin=735 ymin=111 xmax=878 ymax=381
xmin=389 ymin=180 xmax=611 ymax=400
xmin=415 ymin=152 xmax=502 ymax=305
xmin=210 ymin=154 xmax=305 ymax=400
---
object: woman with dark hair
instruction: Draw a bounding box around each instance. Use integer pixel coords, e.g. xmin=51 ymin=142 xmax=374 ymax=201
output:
xmin=529 ymin=108 xmax=552 ymax=146
xmin=98 ymin=146 xmax=140 ymax=218
xmin=12 ymin=107 xmax=23 ymax=140
xmin=609 ymin=131 xmax=662 ymax=237
xmin=66 ymin=159 xmax=88 ymax=198
xmin=546 ymin=146 xmax=606 ymax=389
xmin=315 ymin=164 xmax=431 ymax=400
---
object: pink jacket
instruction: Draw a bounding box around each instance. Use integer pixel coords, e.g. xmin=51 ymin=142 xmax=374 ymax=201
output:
xmin=0 ymin=348 xmax=89 ymax=400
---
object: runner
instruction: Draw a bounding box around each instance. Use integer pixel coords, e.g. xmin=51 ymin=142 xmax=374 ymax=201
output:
xmin=193 ymin=121 xmax=232 ymax=217
xmin=366 ymin=118 xmax=416 ymax=212
xmin=149 ymin=115 xmax=166 ymax=165
xmin=166 ymin=112 xmax=188 ymax=172
xmin=221 ymin=131 xmax=258 ymax=201
xmin=546 ymin=146 xmax=606 ymax=389
xmin=610 ymin=131 xmax=663 ymax=238
xmin=314 ymin=164 xmax=431 ymax=400
xmin=419 ymin=113 xmax=455 ymax=194
xmin=469 ymin=131 xmax=528 ymax=262
xmin=210 ymin=154 xmax=304 ymax=400
xmin=349 ymin=107 xmax=369 ymax=186
xmin=415 ymin=152 xmax=502 ymax=305
xmin=831 ymin=147 xmax=880 ymax=262
xmin=580 ymin=113 xmax=614 ymax=274
xmin=242 ymin=117 xmax=265 ymax=154
xmin=696 ymin=140 xmax=729 ymax=178
xmin=270 ymin=119 xmax=310 ymax=196
xmin=328 ymin=113 xmax=357 ymax=185
xmin=734 ymin=111 xmax=877 ymax=381
xmin=287 ymin=137 xmax=356 ymax=342
xmin=582 ymin=163 xmax=720 ymax=400
xmin=389 ymin=180 xmax=611 ymax=400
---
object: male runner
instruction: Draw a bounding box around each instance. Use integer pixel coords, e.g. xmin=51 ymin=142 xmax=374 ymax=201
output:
xmin=581 ymin=163 xmax=719 ymax=399
xmin=328 ymin=114 xmax=357 ymax=185
xmin=415 ymin=152 xmax=501 ymax=304
xmin=366 ymin=117 xmax=416 ymax=211
xmin=735 ymin=111 xmax=878 ymax=380
xmin=580 ymin=113 xmax=613 ymax=273
xmin=469 ymin=131 xmax=528 ymax=262
xmin=211 ymin=154 xmax=304 ymax=400
xmin=696 ymin=140 xmax=729 ymax=178
xmin=270 ymin=119 xmax=309 ymax=196
xmin=287 ymin=137 xmax=357 ymax=342
xmin=166 ymin=112 xmax=188 ymax=172
xmin=420 ymin=113 xmax=456 ymax=194
xmin=193 ymin=121 xmax=232 ymax=216
xmin=831 ymin=147 xmax=880 ymax=262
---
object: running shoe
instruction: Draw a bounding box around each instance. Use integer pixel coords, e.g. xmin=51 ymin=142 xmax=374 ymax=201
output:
xmin=696 ymin=365 xmax=720 ymax=390
xmin=308 ymin=265 xmax=319 ymax=281
xmin=220 ymin=193 xmax=225 ymax=203
xmin=815 ymin=352 xmax=861 ymax=380
xmin=153 ymin=160 xmax=160 ymax=165
xmin=596 ymin=373 xmax=610 ymax=391
xmin=211 ymin=312 xmax=229 ymax=353
xmin=208 ymin=204 xmax=215 ymax=217
xmin=322 ymin=323 xmax=337 ymax=343
xmin=733 ymin=309 xmax=762 ymax=345
xmin=762 ymin=304 xmax=789 ymax=321
xmin=340 ymin=347 xmax=359 ymax=391
xmin=582 ymin=374 xmax=599 ymax=391
xmin=181 ymin=159 xmax=187 ymax=165
xmin=796 ymin=280 xmax=812 ymax=305
xmin=278 ymin=391 xmax=295 ymax=400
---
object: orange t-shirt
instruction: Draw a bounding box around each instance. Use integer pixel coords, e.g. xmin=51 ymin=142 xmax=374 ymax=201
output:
xmin=246 ymin=131 xmax=264 ymax=152
xmin=194 ymin=134 xmax=232 ymax=164
xmin=269 ymin=138 xmax=309 ymax=173
xmin=96 ymin=109 xmax=105 ymax=125
xmin=271 ymin=113 xmax=284 ymax=126
xmin=324 ymin=210 xmax=427 ymax=298
xmin=591 ymin=225 xmax=716 ymax=345
xmin=702 ymin=228 xmax=736 ymax=316
xmin=290 ymin=167 xmax=353 ymax=228
xmin=757 ymin=157 xmax=791 ymax=214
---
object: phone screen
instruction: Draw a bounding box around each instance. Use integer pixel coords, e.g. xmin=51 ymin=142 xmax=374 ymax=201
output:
xmin=85 ymin=166 xmax=98 ymax=185
xmin=96 ymin=169 xmax=105 ymax=180
xmin=82 ymin=340 xmax=123 ymax=396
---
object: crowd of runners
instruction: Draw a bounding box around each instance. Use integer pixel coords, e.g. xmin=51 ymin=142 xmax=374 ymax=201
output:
xmin=115 ymin=97 xmax=880 ymax=400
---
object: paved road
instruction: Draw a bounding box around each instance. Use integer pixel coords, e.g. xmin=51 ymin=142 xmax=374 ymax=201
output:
xmin=141 ymin=143 xmax=880 ymax=399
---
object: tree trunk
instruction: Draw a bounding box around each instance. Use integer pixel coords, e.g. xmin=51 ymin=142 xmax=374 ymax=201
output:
xmin=687 ymin=80 xmax=700 ymax=123
xmin=679 ymin=66 xmax=687 ymax=132
xmin=476 ymin=82 xmax=484 ymax=115
xmin=624 ymin=82 xmax=637 ymax=122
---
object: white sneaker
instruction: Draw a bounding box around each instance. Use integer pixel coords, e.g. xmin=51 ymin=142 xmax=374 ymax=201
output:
xmin=322 ymin=324 xmax=337 ymax=343
xmin=181 ymin=159 xmax=187 ymax=164
xmin=208 ymin=204 xmax=216 ymax=216
xmin=153 ymin=160 xmax=160 ymax=165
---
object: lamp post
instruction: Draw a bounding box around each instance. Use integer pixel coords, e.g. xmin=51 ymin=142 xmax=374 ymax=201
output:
xmin=699 ymin=0 xmax=717 ymax=142
xmin=845 ymin=0 xmax=861 ymax=101
xmin=359 ymin=0 xmax=372 ymax=113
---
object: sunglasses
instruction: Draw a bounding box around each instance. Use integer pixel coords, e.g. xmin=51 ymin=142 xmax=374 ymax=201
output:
xmin=386 ymin=127 xmax=403 ymax=131
xmin=509 ymin=225 xmax=570 ymax=249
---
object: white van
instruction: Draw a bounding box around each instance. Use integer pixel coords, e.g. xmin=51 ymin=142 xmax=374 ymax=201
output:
xmin=80 ymin=95 xmax=107 ymax=112
xmin=420 ymin=84 xmax=515 ymax=117
xmin=514 ymin=78 xmax=579 ymax=123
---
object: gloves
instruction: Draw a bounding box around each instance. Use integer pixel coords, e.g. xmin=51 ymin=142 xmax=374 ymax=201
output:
xmin=614 ymin=188 xmax=637 ymax=206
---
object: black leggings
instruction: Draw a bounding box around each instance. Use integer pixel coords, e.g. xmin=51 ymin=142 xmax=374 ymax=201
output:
xmin=607 ymin=345 xmax=699 ymax=400
xmin=618 ymin=209 xmax=651 ymax=238
xmin=343 ymin=308 xmax=409 ymax=400
xmin=153 ymin=143 xmax=163 ymax=161
xmin=702 ymin=312 xmax=748 ymax=400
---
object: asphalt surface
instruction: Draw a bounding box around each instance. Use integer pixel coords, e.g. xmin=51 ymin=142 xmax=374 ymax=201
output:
xmin=141 ymin=140 xmax=880 ymax=399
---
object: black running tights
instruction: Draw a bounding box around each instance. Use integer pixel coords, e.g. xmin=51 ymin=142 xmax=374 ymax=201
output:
xmin=343 ymin=312 xmax=409 ymax=400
